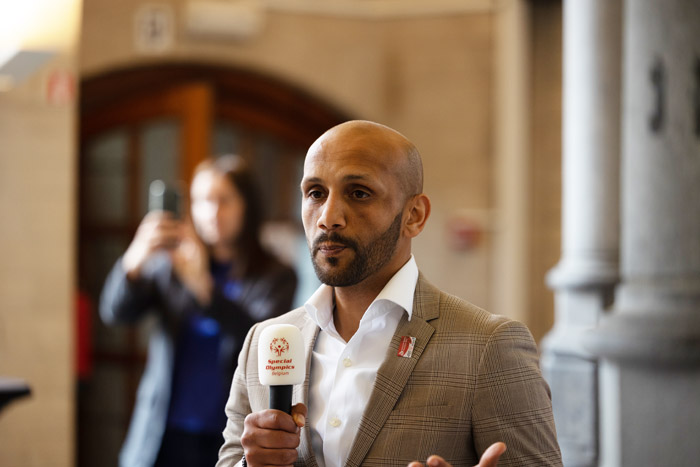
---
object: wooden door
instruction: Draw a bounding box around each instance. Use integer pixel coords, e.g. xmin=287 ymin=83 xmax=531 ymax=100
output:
xmin=78 ymin=64 xmax=348 ymax=467
xmin=78 ymin=83 xmax=213 ymax=466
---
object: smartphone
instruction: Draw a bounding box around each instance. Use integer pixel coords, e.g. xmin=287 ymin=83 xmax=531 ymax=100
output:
xmin=148 ymin=179 xmax=182 ymax=218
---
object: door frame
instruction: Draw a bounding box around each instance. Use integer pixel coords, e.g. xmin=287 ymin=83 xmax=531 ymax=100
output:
xmin=81 ymin=62 xmax=350 ymax=148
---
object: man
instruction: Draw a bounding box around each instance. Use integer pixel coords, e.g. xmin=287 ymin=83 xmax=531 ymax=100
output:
xmin=218 ymin=121 xmax=562 ymax=467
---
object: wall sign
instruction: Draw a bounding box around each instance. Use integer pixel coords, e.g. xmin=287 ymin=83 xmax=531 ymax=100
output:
xmin=134 ymin=3 xmax=175 ymax=54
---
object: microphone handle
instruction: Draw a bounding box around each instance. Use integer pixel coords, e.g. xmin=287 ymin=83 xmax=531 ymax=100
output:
xmin=269 ymin=385 xmax=293 ymax=414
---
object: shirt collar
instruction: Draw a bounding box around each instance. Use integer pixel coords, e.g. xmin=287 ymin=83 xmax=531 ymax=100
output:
xmin=304 ymin=255 xmax=419 ymax=330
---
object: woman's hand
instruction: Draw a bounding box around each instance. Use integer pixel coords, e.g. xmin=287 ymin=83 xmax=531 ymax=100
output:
xmin=171 ymin=219 xmax=213 ymax=305
xmin=122 ymin=211 xmax=181 ymax=280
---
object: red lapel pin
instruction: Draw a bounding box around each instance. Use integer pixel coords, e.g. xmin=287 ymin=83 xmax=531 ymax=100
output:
xmin=397 ymin=336 xmax=416 ymax=358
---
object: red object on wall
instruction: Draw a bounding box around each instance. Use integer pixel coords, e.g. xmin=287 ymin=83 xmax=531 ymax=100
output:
xmin=76 ymin=291 xmax=93 ymax=381
xmin=446 ymin=215 xmax=482 ymax=251
xmin=46 ymin=70 xmax=76 ymax=106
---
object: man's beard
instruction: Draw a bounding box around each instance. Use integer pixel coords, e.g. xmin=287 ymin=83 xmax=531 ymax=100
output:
xmin=309 ymin=211 xmax=403 ymax=287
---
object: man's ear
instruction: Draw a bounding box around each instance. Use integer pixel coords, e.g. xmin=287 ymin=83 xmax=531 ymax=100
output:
xmin=404 ymin=194 xmax=431 ymax=239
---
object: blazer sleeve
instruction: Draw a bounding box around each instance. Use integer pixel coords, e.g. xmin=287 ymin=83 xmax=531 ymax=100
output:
xmin=471 ymin=320 xmax=563 ymax=467
xmin=217 ymin=322 xmax=259 ymax=467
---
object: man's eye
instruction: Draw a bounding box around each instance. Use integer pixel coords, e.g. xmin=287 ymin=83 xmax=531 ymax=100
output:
xmin=352 ymin=190 xmax=370 ymax=199
xmin=308 ymin=190 xmax=324 ymax=199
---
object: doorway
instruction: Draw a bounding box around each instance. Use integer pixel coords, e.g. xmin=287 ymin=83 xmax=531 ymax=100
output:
xmin=78 ymin=63 xmax=348 ymax=466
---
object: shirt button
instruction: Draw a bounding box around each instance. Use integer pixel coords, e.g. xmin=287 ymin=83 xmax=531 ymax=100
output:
xmin=329 ymin=417 xmax=341 ymax=428
xmin=343 ymin=358 xmax=352 ymax=367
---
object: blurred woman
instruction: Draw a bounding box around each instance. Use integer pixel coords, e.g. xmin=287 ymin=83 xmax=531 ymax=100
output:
xmin=100 ymin=155 xmax=297 ymax=467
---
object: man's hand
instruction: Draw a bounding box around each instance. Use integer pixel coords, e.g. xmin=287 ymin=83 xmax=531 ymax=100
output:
xmin=407 ymin=442 xmax=506 ymax=467
xmin=241 ymin=403 xmax=307 ymax=467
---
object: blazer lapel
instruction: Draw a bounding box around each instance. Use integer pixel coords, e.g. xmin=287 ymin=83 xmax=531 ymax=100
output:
xmin=344 ymin=274 xmax=440 ymax=467
xmin=293 ymin=313 xmax=321 ymax=467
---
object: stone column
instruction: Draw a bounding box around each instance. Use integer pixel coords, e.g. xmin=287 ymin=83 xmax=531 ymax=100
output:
xmin=539 ymin=1 xmax=622 ymax=466
xmin=586 ymin=1 xmax=700 ymax=466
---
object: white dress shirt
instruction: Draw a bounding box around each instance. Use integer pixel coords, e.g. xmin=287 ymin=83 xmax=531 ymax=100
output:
xmin=304 ymin=256 xmax=419 ymax=467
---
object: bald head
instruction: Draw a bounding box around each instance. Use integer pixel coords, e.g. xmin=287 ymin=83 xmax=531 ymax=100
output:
xmin=309 ymin=120 xmax=424 ymax=199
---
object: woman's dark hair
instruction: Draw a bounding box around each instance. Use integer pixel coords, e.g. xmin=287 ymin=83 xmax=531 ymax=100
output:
xmin=193 ymin=154 xmax=273 ymax=278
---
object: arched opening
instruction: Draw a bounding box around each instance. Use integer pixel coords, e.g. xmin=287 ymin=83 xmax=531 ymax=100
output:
xmin=77 ymin=63 xmax=350 ymax=465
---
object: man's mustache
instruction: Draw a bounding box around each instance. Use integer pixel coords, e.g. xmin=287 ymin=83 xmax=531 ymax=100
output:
xmin=312 ymin=233 xmax=359 ymax=252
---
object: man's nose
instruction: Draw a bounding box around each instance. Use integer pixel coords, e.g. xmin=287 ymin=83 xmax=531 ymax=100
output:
xmin=317 ymin=193 xmax=346 ymax=231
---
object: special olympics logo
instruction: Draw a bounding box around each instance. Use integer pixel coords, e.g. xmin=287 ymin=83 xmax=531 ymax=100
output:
xmin=270 ymin=337 xmax=290 ymax=356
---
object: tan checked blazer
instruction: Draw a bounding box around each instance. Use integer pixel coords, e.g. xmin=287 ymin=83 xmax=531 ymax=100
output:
xmin=218 ymin=274 xmax=562 ymax=467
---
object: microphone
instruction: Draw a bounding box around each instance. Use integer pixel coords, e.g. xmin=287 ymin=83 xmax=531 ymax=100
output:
xmin=258 ymin=324 xmax=305 ymax=414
